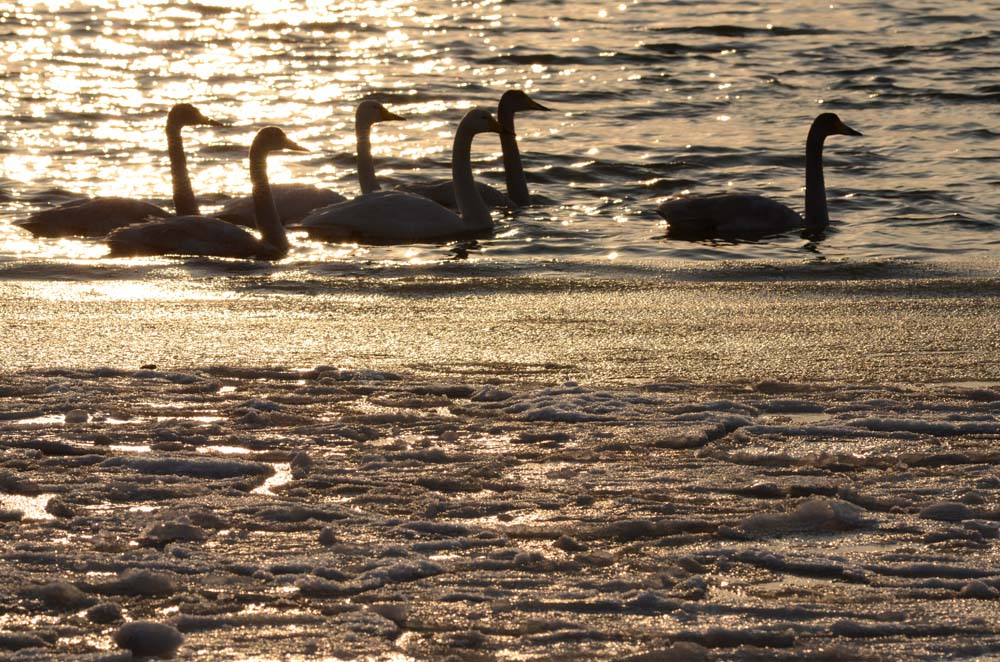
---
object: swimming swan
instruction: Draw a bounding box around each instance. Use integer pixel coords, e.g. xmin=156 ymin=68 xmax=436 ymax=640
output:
xmin=398 ymin=90 xmax=550 ymax=208
xmin=15 ymin=104 xmax=224 ymax=237
xmin=657 ymin=113 xmax=862 ymax=239
xmin=292 ymin=108 xmax=503 ymax=244
xmin=498 ymin=90 xmax=552 ymax=206
xmin=106 ymin=127 xmax=307 ymax=260
xmin=215 ymin=100 xmax=403 ymax=226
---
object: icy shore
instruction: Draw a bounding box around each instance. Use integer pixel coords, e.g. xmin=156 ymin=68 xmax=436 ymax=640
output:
xmin=2 ymin=367 xmax=999 ymax=660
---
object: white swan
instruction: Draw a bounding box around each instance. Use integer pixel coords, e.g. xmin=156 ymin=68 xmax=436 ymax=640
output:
xmin=15 ymin=104 xmax=223 ymax=237
xmin=292 ymin=108 xmax=503 ymax=244
xmin=657 ymin=113 xmax=862 ymax=239
xmin=397 ymin=90 xmax=550 ymax=208
xmin=215 ymin=100 xmax=404 ymax=226
xmin=106 ymin=127 xmax=307 ymax=260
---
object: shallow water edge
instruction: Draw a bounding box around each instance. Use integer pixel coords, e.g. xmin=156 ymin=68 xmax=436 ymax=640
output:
xmin=2 ymin=257 xmax=998 ymax=384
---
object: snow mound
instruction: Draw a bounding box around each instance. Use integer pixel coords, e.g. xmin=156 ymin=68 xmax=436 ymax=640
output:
xmin=114 ymin=620 xmax=184 ymax=658
xmin=732 ymin=499 xmax=875 ymax=538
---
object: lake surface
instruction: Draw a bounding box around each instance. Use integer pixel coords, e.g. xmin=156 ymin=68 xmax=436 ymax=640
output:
xmin=0 ymin=0 xmax=997 ymax=274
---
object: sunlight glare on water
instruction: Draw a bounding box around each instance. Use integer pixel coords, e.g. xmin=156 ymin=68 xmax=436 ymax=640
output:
xmin=0 ymin=0 xmax=997 ymax=270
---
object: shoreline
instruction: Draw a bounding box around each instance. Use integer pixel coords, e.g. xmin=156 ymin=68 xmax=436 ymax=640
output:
xmin=1 ymin=263 xmax=997 ymax=384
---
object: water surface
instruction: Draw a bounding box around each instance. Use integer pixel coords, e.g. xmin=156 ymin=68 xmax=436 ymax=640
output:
xmin=0 ymin=0 xmax=997 ymax=276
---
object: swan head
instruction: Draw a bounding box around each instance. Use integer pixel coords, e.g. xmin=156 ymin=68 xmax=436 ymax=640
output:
xmin=499 ymin=90 xmax=551 ymax=114
xmin=168 ymin=103 xmax=225 ymax=128
xmin=356 ymin=100 xmax=405 ymax=130
xmin=460 ymin=108 xmax=507 ymax=136
xmin=252 ymin=126 xmax=310 ymax=155
xmin=813 ymin=112 xmax=862 ymax=138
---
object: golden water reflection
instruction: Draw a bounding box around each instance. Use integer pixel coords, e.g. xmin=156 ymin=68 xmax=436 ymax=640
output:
xmin=2 ymin=0 xmax=995 ymax=265
xmin=1 ymin=0 xmax=514 ymax=215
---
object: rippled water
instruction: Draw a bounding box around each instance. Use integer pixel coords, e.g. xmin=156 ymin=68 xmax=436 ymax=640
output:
xmin=0 ymin=0 xmax=997 ymax=273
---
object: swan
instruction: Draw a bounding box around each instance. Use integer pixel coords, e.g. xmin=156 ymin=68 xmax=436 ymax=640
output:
xmin=215 ymin=100 xmax=404 ymax=226
xmin=106 ymin=127 xmax=307 ymax=260
xmin=657 ymin=112 xmax=862 ymax=239
xmin=292 ymin=108 xmax=503 ymax=244
xmin=498 ymin=90 xmax=552 ymax=206
xmin=15 ymin=104 xmax=224 ymax=237
xmin=397 ymin=90 xmax=550 ymax=208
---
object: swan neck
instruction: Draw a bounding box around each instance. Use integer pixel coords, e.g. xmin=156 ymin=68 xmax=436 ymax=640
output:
xmin=249 ymin=146 xmax=289 ymax=255
xmin=166 ymin=121 xmax=199 ymax=216
xmin=804 ymin=129 xmax=828 ymax=229
xmin=498 ymin=110 xmax=530 ymax=205
xmin=356 ymin=121 xmax=379 ymax=194
xmin=452 ymin=124 xmax=492 ymax=229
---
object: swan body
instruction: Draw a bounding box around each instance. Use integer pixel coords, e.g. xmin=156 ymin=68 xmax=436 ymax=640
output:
xmin=396 ymin=179 xmax=515 ymax=209
xmin=107 ymin=127 xmax=307 ymax=260
xmin=658 ymin=112 xmax=862 ymax=239
xmin=658 ymin=193 xmax=804 ymax=237
xmin=294 ymin=108 xmax=504 ymax=244
xmin=397 ymin=90 xmax=550 ymax=209
xmin=15 ymin=104 xmax=223 ymax=237
xmin=216 ymin=100 xmax=403 ymax=226
xmin=294 ymin=190 xmax=487 ymax=244
xmin=215 ymin=183 xmax=346 ymax=227
xmin=108 ymin=214 xmax=288 ymax=259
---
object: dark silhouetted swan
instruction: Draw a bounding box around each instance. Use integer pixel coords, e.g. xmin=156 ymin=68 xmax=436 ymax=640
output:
xmin=216 ymin=100 xmax=404 ymax=226
xmin=15 ymin=104 xmax=223 ymax=237
xmin=292 ymin=108 xmax=503 ymax=244
xmin=106 ymin=127 xmax=307 ymax=260
xmin=498 ymin=90 xmax=552 ymax=206
xmin=398 ymin=90 xmax=550 ymax=208
xmin=657 ymin=113 xmax=862 ymax=239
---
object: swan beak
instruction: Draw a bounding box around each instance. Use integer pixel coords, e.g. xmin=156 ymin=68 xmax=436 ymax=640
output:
xmin=198 ymin=113 xmax=227 ymax=128
xmin=838 ymin=119 xmax=862 ymax=137
xmin=382 ymin=109 xmax=405 ymax=122
xmin=528 ymin=98 xmax=552 ymax=112
xmin=284 ymin=138 xmax=311 ymax=153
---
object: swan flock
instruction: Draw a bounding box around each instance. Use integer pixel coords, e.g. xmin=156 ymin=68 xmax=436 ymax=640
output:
xmin=14 ymin=95 xmax=864 ymax=259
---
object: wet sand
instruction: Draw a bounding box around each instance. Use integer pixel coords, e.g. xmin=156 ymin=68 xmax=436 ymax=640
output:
xmin=2 ymin=263 xmax=998 ymax=384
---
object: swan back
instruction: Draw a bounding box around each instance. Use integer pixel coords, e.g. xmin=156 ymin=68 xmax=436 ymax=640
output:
xmin=108 ymin=215 xmax=279 ymax=259
xmin=17 ymin=198 xmax=170 ymax=238
xmin=296 ymin=190 xmax=473 ymax=244
xmin=659 ymin=193 xmax=802 ymax=239
xmin=216 ymin=184 xmax=346 ymax=227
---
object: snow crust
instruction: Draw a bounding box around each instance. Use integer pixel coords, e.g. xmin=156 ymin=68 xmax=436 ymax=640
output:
xmin=1 ymin=368 xmax=999 ymax=660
